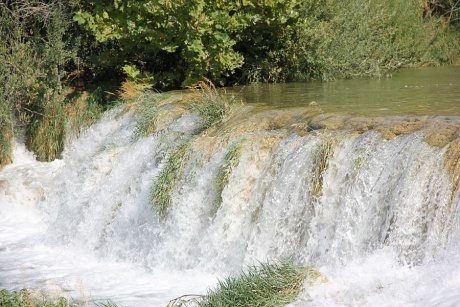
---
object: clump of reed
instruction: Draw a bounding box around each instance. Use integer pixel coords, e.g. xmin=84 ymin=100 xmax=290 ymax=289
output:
xmin=0 ymin=121 xmax=13 ymax=168
xmin=151 ymin=140 xmax=190 ymax=218
xmin=26 ymin=87 xmax=111 ymax=162
xmin=149 ymin=79 xmax=242 ymax=219
xmin=132 ymin=93 xmax=166 ymax=139
xmin=66 ymin=88 xmax=109 ymax=140
xmin=195 ymin=261 xmax=312 ymax=307
xmin=25 ymin=96 xmax=66 ymax=162
xmin=312 ymin=137 xmax=336 ymax=197
xmin=117 ymin=80 xmax=142 ymax=100
xmin=211 ymin=140 xmax=244 ymax=218
xmin=187 ymin=78 xmax=238 ymax=133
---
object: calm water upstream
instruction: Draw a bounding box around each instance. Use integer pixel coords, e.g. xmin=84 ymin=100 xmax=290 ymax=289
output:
xmin=230 ymin=66 xmax=460 ymax=115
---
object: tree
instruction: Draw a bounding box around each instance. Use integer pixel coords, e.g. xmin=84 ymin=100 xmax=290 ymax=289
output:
xmin=74 ymin=0 xmax=315 ymax=87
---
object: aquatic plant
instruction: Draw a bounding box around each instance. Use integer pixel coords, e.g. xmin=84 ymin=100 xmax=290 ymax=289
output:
xmin=312 ymin=137 xmax=336 ymax=197
xmin=195 ymin=261 xmax=311 ymax=307
xmin=151 ymin=140 xmax=190 ymax=218
xmin=132 ymin=92 xmax=165 ymax=139
xmin=211 ymin=140 xmax=244 ymax=218
xmin=0 ymin=117 xmax=13 ymax=168
xmin=187 ymin=79 xmax=237 ymax=133
xmin=25 ymin=98 xmax=66 ymax=162
xmin=65 ymin=89 xmax=108 ymax=140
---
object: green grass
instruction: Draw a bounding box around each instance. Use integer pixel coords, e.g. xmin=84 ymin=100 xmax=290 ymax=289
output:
xmin=0 ymin=121 xmax=13 ymax=168
xmin=186 ymin=79 xmax=237 ymax=134
xmin=132 ymin=92 xmax=165 ymax=139
xmin=211 ymin=140 xmax=244 ymax=218
xmin=318 ymin=0 xmax=460 ymax=79
xmin=0 ymin=289 xmax=122 ymax=307
xmin=195 ymin=261 xmax=312 ymax=307
xmin=151 ymin=140 xmax=190 ymax=218
xmin=312 ymin=138 xmax=335 ymax=197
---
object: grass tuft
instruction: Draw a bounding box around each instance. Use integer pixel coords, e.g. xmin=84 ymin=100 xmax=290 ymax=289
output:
xmin=187 ymin=79 xmax=238 ymax=133
xmin=26 ymin=96 xmax=66 ymax=162
xmin=132 ymin=92 xmax=166 ymax=139
xmin=151 ymin=140 xmax=190 ymax=218
xmin=117 ymin=80 xmax=142 ymax=100
xmin=211 ymin=140 xmax=244 ymax=218
xmin=66 ymin=89 xmax=105 ymax=140
xmin=312 ymin=138 xmax=336 ymax=198
xmin=196 ymin=261 xmax=311 ymax=307
xmin=0 ymin=122 xmax=13 ymax=168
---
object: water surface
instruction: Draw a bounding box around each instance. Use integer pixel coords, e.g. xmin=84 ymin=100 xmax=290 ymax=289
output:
xmin=230 ymin=66 xmax=460 ymax=115
xmin=1 ymin=67 xmax=460 ymax=307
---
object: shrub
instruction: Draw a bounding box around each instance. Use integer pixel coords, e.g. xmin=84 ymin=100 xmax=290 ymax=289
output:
xmin=0 ymin=0 xmax=82 ymax=162
xmin=316 ymin=0 xmax=460 ymax=79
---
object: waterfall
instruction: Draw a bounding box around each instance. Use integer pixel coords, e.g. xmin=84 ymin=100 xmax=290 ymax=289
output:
xmin=1 ymin=102 xmax=459 ymax=306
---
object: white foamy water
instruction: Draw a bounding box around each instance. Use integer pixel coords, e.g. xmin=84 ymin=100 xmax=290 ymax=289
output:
xmin=1 ymin=105 xmax=460 ymax=306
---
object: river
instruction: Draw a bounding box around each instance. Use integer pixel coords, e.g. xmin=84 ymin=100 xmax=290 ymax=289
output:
xmin=1 ymin=67 xmax=460 ymax=306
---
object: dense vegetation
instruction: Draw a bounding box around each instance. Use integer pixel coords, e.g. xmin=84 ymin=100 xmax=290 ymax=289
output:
xmin=0 ymin=0 xmax=459 ymax=165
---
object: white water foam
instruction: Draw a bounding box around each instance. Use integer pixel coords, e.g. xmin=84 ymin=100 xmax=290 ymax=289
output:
xmin=1 ymin=107 xmax=460 ymax=306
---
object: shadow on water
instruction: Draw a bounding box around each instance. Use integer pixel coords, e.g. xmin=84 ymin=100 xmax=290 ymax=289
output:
xmin=229 ymin=66 xmax=460 ymax=116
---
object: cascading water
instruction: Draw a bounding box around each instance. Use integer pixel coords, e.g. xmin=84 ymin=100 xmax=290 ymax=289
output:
xmin=1 ymin=97 xmax=460 ymax=306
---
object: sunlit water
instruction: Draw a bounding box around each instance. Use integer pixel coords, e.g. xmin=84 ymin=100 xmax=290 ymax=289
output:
xmin=1 ymin=68 xmax=460 ymax=306
xmin=230 ymin=66 xmax=460 ymax=115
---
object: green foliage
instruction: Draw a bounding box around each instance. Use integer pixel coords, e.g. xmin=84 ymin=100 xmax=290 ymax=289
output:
xmin=0 ymin=0 xmax=80 ymax=162
xmin=122 ymin=65 xmax=155 ymax=91
xmin=196 ymin=261 xmax=309 ymax=307
xmin=75 ymin=0 xmax=460 ymax=86
xmin=74 ymin=0 xmax=318 ymax=87
xmin=316 ymin=0 xmax=460 ymax=79
xmin=212 ymin=140 xmax=243 ymax=217
xmin=0 ymin=99 xmax=14 ymax=168
xmin=26 ymin=97 xmax=67 ymax=162
xmin=0 ymin=289 xmax=67 ymax=307
xmin=234 ymin=0 xmax=327 ymax=83
xmin=151 ymin=140 xmax=190 ymax=218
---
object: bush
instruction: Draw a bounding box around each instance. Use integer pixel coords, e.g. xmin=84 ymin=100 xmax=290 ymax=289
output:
xmin=74 ymin=0 xmax=324 ymax=87
xmin=0 ymin=1 xmax=79 ymax=162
